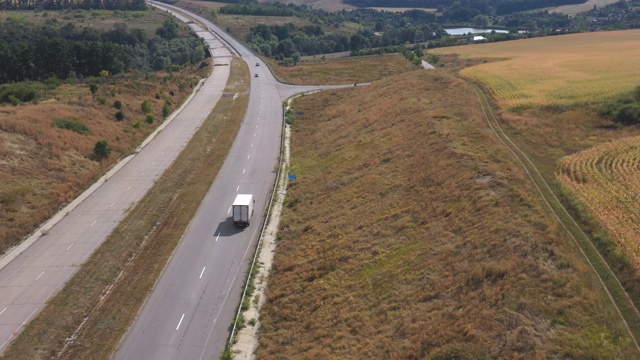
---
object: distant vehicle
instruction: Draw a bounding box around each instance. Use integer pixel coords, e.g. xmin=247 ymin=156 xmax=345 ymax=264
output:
xmin=255 ymin=63 xmax=260 ymax=66
xmin=254 ymin=73 xmax=259 ymax=77
xmin=233 ymin=194 xmax=254 ymax=227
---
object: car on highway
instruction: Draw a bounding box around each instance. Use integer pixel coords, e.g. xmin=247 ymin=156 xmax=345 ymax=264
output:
xmin=255 ymin=63 xmax=259 ymax=66
xmin=255 ymin=73 xmax=259 ymax=77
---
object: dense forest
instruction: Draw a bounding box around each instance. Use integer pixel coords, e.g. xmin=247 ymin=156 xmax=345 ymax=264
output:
xmin=0 ymin=0 xmax=146 ymax=11
xmin=0 ymin=16 xmax=207 ymax=86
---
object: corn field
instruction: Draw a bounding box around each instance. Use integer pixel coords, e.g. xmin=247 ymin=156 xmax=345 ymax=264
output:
xmin=557 ymin=136 xmax=640 ymax=271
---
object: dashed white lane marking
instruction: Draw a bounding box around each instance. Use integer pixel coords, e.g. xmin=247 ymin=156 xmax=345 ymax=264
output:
xmin=0 ymin=307 xmax=6 ymax=316
xmin=236 ymin=186 xmax=239 ymax=191
xmin=176 ymin=313 xmax=185 ymax=330
xmin=110 ymin=201 xmax=116 ymax=207
xmin=66 ymin=243 xmax=74 ymax=251
xmin=127 ymin=186 xmax=131 ymax=191
xmin=215 ymin=233 xmax=220 ymax=242
xmin=36 ymin=271 xmax=45 ymax=281
xmin=251 ymin=143 xmax=253 ymax=147
xmin=228 ymin=207 xmax=232 ymax=214
xmin=247 ymin=155 xmax=250 ymax=159
xmin=91 ymin=220 xmax=97 ymax=227
xmin=199 ymin=267 xmax=206 ymax=279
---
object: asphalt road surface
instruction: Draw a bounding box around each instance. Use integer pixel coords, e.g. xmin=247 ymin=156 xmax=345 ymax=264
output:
xmin=0 ymin=2 xmax=347 ymax=357
xmin=0 ymin=13 xmax=233 ymax=355
xmin=114 ymin=4 xmax=348 ymax=359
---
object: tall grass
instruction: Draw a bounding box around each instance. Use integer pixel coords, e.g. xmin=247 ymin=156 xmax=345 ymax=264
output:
xmin=258 ymin=69 xmax=635 ymax=358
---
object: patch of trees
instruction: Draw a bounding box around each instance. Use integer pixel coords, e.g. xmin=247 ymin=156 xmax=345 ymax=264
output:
xmin=599 ymin=86 xmax=640 ymax=125
xmin=0 ymin=17 xmax=207 ymax=84
xmin=248 ymin=22 xmax=442 ymax=62
xmin=0 ymin=0 xmax=146 ymax=11
xmin=219 ymin=2 xmax=299 ymax=16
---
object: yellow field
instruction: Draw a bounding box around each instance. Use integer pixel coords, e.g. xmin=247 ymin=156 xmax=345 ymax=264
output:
xmin=431 ymin=30 xmax=640 ymax=110
xmin=557 ymin=136 xmax=640 ymax=271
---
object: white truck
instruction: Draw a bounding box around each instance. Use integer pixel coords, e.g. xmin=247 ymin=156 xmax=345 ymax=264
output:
xmin=232 ymin=194 xmax=254 ymax=227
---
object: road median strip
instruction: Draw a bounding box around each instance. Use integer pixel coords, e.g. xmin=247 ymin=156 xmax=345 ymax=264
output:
xmin=3 ymin=58 xmax=250 ymax=360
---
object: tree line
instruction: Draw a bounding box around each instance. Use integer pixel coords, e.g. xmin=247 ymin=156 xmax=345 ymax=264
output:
xmin=0 ymin=17 xmax=207 ymax=84
xmin=343 ymin=0 xmax=586 ymax=16
xmin=0 ymin=0 xmax=146 ymax=11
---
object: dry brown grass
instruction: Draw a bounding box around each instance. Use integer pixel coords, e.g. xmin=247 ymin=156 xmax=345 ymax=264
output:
xmin=257 ymin=68 xmax=635 ymax=358
xmin=0 ymin=67 xmax=206 ymax=256
xmin=2 ymin=58 xmax=249 ymax=360
xmin=266 ymin=53 xmax=420 ymax=85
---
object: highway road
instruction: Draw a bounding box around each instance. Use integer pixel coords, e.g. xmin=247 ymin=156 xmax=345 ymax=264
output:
xmin=0 ymin=12 xmax=234 ymax=355
xmin=0 ymin=2 xmax=346 ymax=357
xmin=113 ymin=4 xmax=348 ymax=359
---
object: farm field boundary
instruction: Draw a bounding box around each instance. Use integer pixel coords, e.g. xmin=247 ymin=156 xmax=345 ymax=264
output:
xmin=473 ymin=85 xmax=640 ymax=352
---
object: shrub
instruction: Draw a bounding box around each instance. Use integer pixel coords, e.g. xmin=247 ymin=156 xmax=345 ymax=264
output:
xmin=89 ymin=83 xmax=98 ymax=95
xmin=97 ymin=97 xmax=106 ymax=105
xmin=146 ymin=114 xmax=155 ymax=124
xmin=8 ymin=95 xmax=20 ymax=106
xmin=93 ymin=140 xmax=111 ymax=159
xmin=131 ymin=120 xmax=141 ymax=128
xmin=0 ymin=82 xmax=41 ymax=104
xmin=141 ymin=99 xmax=152 ymax=114
xmin=115 ymin=110 xmax=125 ymax=121
xmin=614 ymin=103 xmax=640 ymax=125
xmin=162 ymin=102 xmax=171 ymax=119
xmin=114 ymin=100 xmax=122 ymax=109
xmin=53 ymin=118 xmax=91 ymax=134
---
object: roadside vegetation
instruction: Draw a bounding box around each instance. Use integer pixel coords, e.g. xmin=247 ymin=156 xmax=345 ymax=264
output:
xmin=3 ymin=58 xmax=249 ymax=360
xmin=0 ymin=9 xmax=208 ymax=261
xmin=264 ymin=53 xmax=419 ymax=85
xmin=258 ymin=65 xmax=636 ymax=358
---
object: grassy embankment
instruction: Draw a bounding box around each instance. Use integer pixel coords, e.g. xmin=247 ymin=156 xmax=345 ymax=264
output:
xmin=257 ymin=56 xmax=636 ymax=358
xmin=2 ymin=58 xmax=249 ymax=360
xmin=430 ymin=29 xmax=640 ymax=322
xmin=0 ymin=9 xmax=205 ymax=256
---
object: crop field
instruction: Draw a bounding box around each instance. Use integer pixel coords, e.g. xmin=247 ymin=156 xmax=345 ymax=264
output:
xmin=430 ymin=30 xmax=640 ymax=111
xmin=557 ymin=136 xmax=640 ymax=275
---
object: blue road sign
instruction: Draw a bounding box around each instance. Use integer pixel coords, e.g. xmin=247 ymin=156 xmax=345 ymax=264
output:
xmin=288 ymin=174 xmax=297 ymax=180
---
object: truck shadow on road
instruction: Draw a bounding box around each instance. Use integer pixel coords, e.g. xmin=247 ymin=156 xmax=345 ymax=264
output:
xmin=213 ymin=217 xmax=248 ymax=238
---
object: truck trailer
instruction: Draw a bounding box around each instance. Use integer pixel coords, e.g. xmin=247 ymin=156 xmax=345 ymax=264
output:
xmin=232 ymin=194 xmax=254 ymax=227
